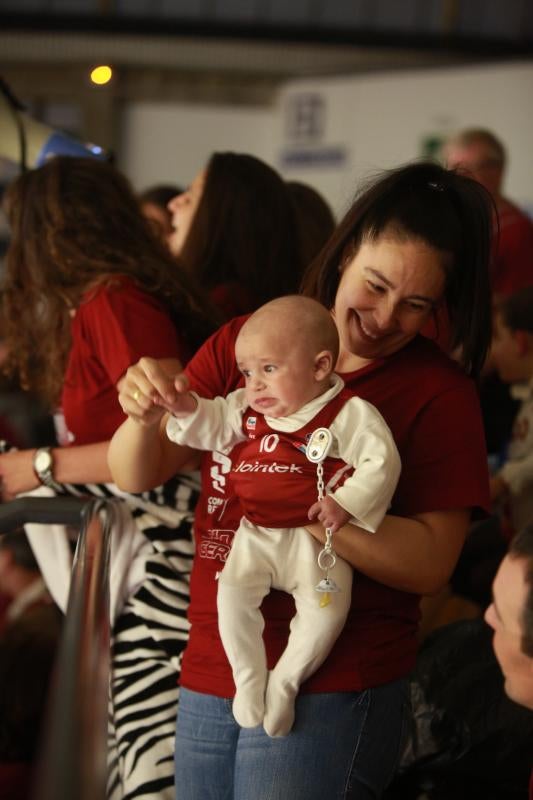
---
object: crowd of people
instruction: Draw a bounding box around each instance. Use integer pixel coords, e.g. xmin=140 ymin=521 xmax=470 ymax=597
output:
xmin=0 ymin=124 xmax=531 ymax=800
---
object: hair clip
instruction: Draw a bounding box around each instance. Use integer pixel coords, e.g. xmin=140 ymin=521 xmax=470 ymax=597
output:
xmin=428 ymin=181 xmax=445 ymax=192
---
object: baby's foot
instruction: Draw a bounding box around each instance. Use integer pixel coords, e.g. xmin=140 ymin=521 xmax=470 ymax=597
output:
xmin=263 ymin=675 xmax=296 ymax=737
xmin=232 ymin=687 xmax=265 ymax=728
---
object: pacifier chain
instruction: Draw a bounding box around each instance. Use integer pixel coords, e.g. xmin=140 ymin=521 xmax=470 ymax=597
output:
xmin=305 ymin=428 xmax=341 ymax=608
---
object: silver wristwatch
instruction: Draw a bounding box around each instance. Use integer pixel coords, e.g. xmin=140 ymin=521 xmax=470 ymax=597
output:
xmin=33 ymin=447 xmax=59 ymax=490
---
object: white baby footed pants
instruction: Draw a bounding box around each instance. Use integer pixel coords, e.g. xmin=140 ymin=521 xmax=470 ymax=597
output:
xmin=217 ymin=518 xmax=353 ymax=737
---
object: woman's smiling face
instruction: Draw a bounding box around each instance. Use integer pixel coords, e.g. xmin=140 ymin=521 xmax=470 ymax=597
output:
xmin=333 ymin=233 xmax=447 ymax=364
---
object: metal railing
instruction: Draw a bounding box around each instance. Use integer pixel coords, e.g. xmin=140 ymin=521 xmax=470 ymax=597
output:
xmin=0 ymin=495 xmax=121 ymax=800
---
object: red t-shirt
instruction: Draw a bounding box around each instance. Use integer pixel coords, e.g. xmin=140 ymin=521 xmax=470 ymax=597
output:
xmin=209 ymin=281 xmax=257 ymax=321
xmin=0 ymin=762 xmax=33 ymax=800
xmin=183 ymin=316 xmax=490 ymax=696
xmin=234 ymin=390 xmax=355 ymax=527
xmin=61 ymin=278 xmax=185 ymax=445
xmin=493 ymin=199 xmax=533 ymax=298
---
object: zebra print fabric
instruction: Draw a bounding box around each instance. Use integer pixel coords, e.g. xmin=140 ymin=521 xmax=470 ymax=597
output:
xmin=57 ymin=474 xmax=199 ymax=800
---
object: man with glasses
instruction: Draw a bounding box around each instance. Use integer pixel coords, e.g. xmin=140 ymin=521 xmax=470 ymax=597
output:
xmin=444 ymin=127 xmax=533 ymax=300
xmin=444 ymin=128 xmax=533 ymax=460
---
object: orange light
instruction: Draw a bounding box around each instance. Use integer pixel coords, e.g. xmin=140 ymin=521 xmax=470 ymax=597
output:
xmin=90 ymin=65 xmax=113 ymax=86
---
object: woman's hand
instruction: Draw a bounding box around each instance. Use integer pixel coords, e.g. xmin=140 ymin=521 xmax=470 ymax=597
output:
xmin=118 ymin=356 xmax=187 ymax=426
xmin=0 ymin=449 xmax=40 ymax=500
xmin=110 ymin=356 xmax=197 ymax=492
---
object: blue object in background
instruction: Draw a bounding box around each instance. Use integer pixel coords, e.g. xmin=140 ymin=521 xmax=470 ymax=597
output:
xmin=36 ymin=130 xmax=107 ymax=166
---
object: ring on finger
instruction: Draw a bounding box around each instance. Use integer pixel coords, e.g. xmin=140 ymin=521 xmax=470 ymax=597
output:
xmin=133 ymin=389 xmax=141 ymax=402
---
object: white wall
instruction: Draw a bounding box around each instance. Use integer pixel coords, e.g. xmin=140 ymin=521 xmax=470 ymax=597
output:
xmin=119 ymin=101 xmax=276 ymax=191
xmin=119 ymin=60 xmax=533 ymax=218
xmin=275 ymin=61 xmax=533 ymax=216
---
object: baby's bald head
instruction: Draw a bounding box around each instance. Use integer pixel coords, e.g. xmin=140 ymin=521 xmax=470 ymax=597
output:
xmin=238 ymin=295 xmax=339 ymax=366
xmin=235 ymin=296 xmax=339 ymax=415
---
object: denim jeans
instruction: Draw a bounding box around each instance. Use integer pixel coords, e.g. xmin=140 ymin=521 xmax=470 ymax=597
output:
xmin=174 ymin=680 xmax=409 ymax=800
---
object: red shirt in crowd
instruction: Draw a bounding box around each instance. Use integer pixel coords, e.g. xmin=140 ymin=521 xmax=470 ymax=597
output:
xmin=492 ymin=198 xmax=533 ymax=299
xmin=61 ymin=278 xmax=185 ymax=445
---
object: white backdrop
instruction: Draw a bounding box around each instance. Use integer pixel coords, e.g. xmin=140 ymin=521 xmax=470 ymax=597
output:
xmin=120 ymin=60 xmax=533 ymax=219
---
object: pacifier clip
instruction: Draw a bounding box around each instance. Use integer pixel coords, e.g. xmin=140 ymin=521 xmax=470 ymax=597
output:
xmin=305 ymin=427 xmax=341 ymax=607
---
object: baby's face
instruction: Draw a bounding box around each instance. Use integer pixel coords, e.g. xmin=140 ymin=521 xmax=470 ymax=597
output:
xmin=235 ymin=328 xmax=325 ymax=418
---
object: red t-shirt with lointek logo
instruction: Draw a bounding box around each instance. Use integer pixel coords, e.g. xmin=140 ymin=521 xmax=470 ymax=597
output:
xmin=184 ymin=315 xmax=490 ymax=696
xmin=233 ymin=390 xmax=354 ymax=528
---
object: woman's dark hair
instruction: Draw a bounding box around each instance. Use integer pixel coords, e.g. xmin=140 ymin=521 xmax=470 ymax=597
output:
xmin=302 ymin=161 xmax=494 ymax=378
xmin=178 ymin=152 xmax=303 ymax=309
xmin=139 ymin=183 xmax=183 ymax=210
xmin=1 ymin=156 xmax=217 ymax=406
xmin=498 ymin=285 xmax=533 ymax=334
xmin=287 ymin=180 xmax=336 ymax=274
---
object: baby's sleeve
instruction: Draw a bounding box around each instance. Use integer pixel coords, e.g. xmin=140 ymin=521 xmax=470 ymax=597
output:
xmin=329 ymin=397 xmax=401 ymax=532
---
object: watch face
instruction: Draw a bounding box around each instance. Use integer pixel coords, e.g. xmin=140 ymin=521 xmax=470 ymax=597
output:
xmin=35 ymin=450 xmax=52 ymax=473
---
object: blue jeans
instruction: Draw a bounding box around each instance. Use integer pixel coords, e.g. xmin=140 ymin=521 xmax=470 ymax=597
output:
xmin=174 ymin=681 xmax=409 ymax=800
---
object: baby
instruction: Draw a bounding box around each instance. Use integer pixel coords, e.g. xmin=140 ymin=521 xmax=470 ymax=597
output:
xmin=489 ymin=287 xmax=533 ymax=533
xmin=165 ymin=295 xmax=401 ymax=737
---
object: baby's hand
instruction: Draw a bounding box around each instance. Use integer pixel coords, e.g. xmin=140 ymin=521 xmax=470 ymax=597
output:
xmin=307 ymin=495 xmax=351 ymax=533
xmin=157 ymin=378 xmax=198 ymax=417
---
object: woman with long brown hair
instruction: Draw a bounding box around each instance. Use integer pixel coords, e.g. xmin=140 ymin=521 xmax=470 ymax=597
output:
xmin=110 ymin=160 xmax=493 ymax=799
xmin=168 ymin=152 xmax=303 ymax=319
xmin=0 ymin=155 xmax=215 ymax=800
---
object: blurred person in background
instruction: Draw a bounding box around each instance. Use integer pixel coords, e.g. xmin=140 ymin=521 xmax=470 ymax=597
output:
xmin=168 ymin=152 xmax=303 ymax=320
xmin=447 ymin=287 xmax=533 ymax=618
xmin=139 ymin=183 xmax=183 ymax=250
xmin=486 ymin=288 xmax=533 ymax=540
xmin=0 ymin=530 xmax=62 ymax=800
xmin=485 ymin=523 xmax=533 ymax=800
xmin=0 ymin=607 xmax=62 ymax=800
xmin=0 ymin=155 xmax=215 ymax=800
xmin=0 ymin=529 xmax=58 ymax=632
xmin=444 ymin=129 xmax=533 ymax=461
xmin=443 ymin=128 xmax=533 ymax=301
xmin=485 ymin=522 xmax=533 ymax=710
xmin=286 ymin=180 xmax=336 ymax=274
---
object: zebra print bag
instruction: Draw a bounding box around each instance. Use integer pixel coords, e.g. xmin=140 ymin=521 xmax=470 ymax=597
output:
xmin=24 ymin=472 xmax=199 ymax=800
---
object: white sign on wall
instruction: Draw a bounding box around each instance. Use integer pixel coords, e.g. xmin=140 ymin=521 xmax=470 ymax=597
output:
xmin=279 ymin=91 xmax=347 ymax=170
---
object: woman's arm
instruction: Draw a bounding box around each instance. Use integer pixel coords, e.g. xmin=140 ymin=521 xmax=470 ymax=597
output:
xmin=109 ymin=318 xmax=247 ymax=492
xmin=108 ymin=414 xmax=194 ymax=492
xmin=0 ymin=441 xmax=112 ymax=500
xmin=108 ymin=357 xmax=197 ymax=492
xmin=306 ymin=508 xmax=469 ymax=596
